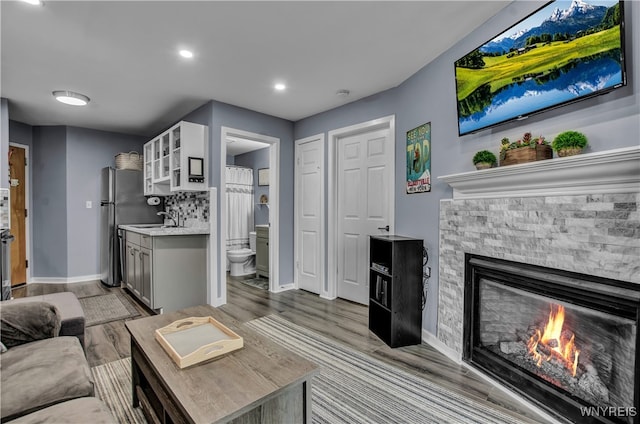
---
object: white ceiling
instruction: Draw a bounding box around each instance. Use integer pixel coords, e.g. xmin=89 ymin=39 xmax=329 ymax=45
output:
xmin=226 ymin=136 xmax=269 ymax=157
xmin=1 ymin=1 xmax=510 ymax=137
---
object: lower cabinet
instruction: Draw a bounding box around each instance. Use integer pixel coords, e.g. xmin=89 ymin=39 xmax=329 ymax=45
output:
xmin=256 ymin=226 xmax=269 ymax=279
xmin=125 ymin=235 xmax=152 ymax=308
xmin=123 ymin=230 xmax=207 ymax=313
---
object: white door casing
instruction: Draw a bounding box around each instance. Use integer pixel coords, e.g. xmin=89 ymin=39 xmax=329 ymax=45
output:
xmin=328 ymin=116 xmax=395 ymax=304
xmin=218 ymin=127 xmax=280 ymax=306
xmin=294 ymin=134 xmax=325 ymax=294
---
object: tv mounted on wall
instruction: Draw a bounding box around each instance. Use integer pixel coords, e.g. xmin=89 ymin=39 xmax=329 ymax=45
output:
xmin=455 ymin=0 xmax=626 ymax=136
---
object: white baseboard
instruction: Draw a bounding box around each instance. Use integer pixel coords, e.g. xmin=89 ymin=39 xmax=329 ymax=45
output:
xmin=210 ymin=297 xmax=226 ymax=307
xmin=272 ymin=283 xmax=295 ymax=293
xmin=29 ymin=274 xmax=101 ymax=284
xmin=421 ymin=329 xmax=463 ymax=364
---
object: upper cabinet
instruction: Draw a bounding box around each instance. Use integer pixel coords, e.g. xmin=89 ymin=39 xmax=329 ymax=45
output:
xmin=144 ymin=121 xmax=208 ymax=195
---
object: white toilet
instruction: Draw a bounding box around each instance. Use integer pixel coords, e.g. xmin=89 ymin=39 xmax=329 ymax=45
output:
xmin=227 ymin=231 xmax=256 ymax=277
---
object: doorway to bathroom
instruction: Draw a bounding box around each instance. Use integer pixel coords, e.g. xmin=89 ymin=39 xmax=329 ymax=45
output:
xmin=220 ymin=127 xmax=279 ymax=299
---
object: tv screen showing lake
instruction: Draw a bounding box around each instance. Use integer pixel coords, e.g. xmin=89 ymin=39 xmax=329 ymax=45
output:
xmin=454 ymin=0 xmax=625 ymax=135
xmin=458 ymin=56 xmax=623 ymax=135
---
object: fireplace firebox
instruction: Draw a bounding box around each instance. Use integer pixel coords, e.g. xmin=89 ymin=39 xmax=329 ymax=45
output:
xmin=464 ymin=254 xmax=639 ymax=424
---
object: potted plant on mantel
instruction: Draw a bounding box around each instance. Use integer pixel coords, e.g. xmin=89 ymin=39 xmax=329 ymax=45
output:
xmin=500 ymin=132 xmax=552 ymax=166
xmin=552 ymin=130 xmax=588 ymax=157
xmin=472 ymin=150 xmax=497 ymax=170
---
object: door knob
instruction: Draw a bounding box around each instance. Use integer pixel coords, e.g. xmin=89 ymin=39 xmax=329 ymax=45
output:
xmin=377 ymin=225 xmax=390 ymax=232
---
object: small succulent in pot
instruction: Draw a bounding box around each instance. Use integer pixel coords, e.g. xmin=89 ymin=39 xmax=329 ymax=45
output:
xmin=552 ymin=131 xmax=588 ymax=157
xmin=472 ymin=150 xmax=497 ymax=170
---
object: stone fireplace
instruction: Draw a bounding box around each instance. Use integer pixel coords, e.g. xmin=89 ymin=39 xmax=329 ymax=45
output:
xmin=438 ymin=147 xmax=640 ymax=422
xmin=465 ymin=254 xmax=638 ymax=423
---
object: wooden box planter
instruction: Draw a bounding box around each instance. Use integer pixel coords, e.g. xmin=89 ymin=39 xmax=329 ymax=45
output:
xmin=500 ymin=144 xmax=552 ymax=166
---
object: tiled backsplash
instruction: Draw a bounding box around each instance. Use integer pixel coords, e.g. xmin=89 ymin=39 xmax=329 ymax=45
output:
xmin=0 ymin=189 xmax=8 ymax=229
xmin=164 ymin=191 xmax=209 ymax=227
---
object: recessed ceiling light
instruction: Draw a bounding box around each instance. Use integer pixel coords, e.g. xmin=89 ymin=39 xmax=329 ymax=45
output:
xmin=274 ymin=83 xmax=286 ymax=91
xmin=179 ymin=49 xmax=194 ymax=59
xmin=52 ymin=91 xmax=90 ymax=106
xmin=21 ymin=0 xmax=43 ymax=5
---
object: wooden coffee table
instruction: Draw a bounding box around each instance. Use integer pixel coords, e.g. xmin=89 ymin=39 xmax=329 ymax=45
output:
xmin=125 ymin=305 xmax=317 ymax=424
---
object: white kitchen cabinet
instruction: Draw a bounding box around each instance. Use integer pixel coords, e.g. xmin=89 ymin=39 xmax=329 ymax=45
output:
xmin=143 ymin=140 xmax=170 ymax=196
xmin=143 ymin=121 xmax=208 ymax=195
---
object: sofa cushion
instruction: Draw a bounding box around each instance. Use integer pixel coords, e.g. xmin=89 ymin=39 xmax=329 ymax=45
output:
xmin=0 ymin=337 xmax=95 ymax=421
xmin=0 ymin=301 xmax=61 ymax=349
xmin=2 ymin=292 xmax=85 ymax=348
xmin=8 ymin=397 xmax=115 ymax=424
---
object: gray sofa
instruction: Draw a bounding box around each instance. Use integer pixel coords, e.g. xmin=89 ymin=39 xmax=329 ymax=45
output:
xmin=2 ymin=292 xmax=86 ymax=347
xmin=0 ymin=300 xmax=114 ymax=422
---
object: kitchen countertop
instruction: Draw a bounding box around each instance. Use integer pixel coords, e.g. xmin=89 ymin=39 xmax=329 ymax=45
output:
xmin=119 ymin=224 xmax=210 ymax=236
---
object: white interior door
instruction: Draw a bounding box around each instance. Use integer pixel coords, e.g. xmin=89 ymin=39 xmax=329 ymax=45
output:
xmin=295 ymin=135 xmax=324 ymax=294
xmin=337 ymin=127 xmax=392 ymax=304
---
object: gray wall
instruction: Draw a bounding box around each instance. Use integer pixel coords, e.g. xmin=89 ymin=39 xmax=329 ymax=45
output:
xmin=179 ymin=100 xmax=295 ymax=290
xmin=0 ymin=99 xmax=8 ymax=190
xmin=65 ymin=126 xmax=148 ymax=277
xmin=11 ymin=122 xmax=146 ymax=279
xmin=32 ymin=126 xmax=68 ymax=278
xmin=235 ymin=147 xmax=270 ymax=226
xmin=294 ymin=0 xmax=640 ymax=335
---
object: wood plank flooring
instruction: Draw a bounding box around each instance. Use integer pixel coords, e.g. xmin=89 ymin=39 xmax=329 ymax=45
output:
xmin=11 ymin=279 xmax=553 ymax=423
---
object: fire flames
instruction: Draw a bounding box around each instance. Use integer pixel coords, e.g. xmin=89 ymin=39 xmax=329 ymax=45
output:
xmin=527 ymin=304 xmax=580 ymax=377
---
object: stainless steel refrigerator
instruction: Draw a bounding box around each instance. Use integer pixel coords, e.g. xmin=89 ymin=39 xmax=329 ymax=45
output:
xmin=100 ymin=167 xmax=162 ymax=287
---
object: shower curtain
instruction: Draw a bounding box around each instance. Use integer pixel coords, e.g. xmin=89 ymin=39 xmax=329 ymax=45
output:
xmin=226 ymin=166 xmax=254 ymax=253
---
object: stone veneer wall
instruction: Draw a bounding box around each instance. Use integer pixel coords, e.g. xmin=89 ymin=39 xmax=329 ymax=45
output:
xmin=438 ymin=192 xmax=640 ymax=356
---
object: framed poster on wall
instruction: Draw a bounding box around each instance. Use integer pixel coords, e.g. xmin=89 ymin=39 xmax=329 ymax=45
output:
xmin=258 ymin=168 xmax=269 ymax=186
xmin=406 ymin=122 xmax=431 ymax=194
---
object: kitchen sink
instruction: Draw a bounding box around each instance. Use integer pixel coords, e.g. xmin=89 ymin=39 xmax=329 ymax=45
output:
xmin=127 ymin=223 xmax=164 ymax=228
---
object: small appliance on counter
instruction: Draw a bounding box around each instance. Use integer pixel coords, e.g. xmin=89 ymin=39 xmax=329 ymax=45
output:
xmin=100 ymin=167 xmax=163 ymax=287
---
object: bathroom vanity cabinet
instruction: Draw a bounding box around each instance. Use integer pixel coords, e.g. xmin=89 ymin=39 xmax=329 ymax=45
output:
xmin=122 ymin=228 xmax=207 ymax=313
xmin=255 ymin=225 xmax=269 ymax=279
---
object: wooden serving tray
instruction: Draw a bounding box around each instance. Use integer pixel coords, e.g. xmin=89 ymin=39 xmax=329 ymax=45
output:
xmin=155 ymin=316 xmax=243 ymax=369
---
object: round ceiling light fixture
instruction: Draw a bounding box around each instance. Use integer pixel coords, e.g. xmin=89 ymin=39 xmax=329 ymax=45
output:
xmin=179 ymin=49 xmax=194 ymax=59
xmin=274 ymin=83 xmax=286 ymax=91
xmin=52 ymin=90 xmax=90 ymax=106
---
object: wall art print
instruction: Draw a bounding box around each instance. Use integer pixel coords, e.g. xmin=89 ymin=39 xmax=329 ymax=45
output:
xmin=406 ymin=122 xmax=431 ymax=194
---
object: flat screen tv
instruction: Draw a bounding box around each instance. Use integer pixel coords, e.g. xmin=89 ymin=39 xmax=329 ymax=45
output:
xmin=455 ymin=0 xmax=626 ymax=136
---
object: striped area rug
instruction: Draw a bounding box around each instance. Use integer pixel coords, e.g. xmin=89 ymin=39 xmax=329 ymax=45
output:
xmin=246 ymin=315 xmax=529 ymax=424
xmin=91 ymin=358 xmax=146 ymax=424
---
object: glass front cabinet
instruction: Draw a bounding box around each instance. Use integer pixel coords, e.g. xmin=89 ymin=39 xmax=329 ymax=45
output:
xmin=143 ymin=121 xmax=208 ymax=195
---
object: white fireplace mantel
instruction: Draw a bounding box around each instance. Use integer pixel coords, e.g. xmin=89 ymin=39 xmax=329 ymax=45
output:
xmin=439 ymin=146 xmax=640 ymax=199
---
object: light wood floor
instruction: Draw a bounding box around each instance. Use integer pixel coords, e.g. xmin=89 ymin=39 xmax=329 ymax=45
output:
xmin=12 ymin=279 xmax=552 ymax=423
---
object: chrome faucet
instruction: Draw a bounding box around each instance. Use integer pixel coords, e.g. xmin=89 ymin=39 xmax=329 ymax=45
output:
xmin=157 ymin=210 xmax=180 ymax=227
